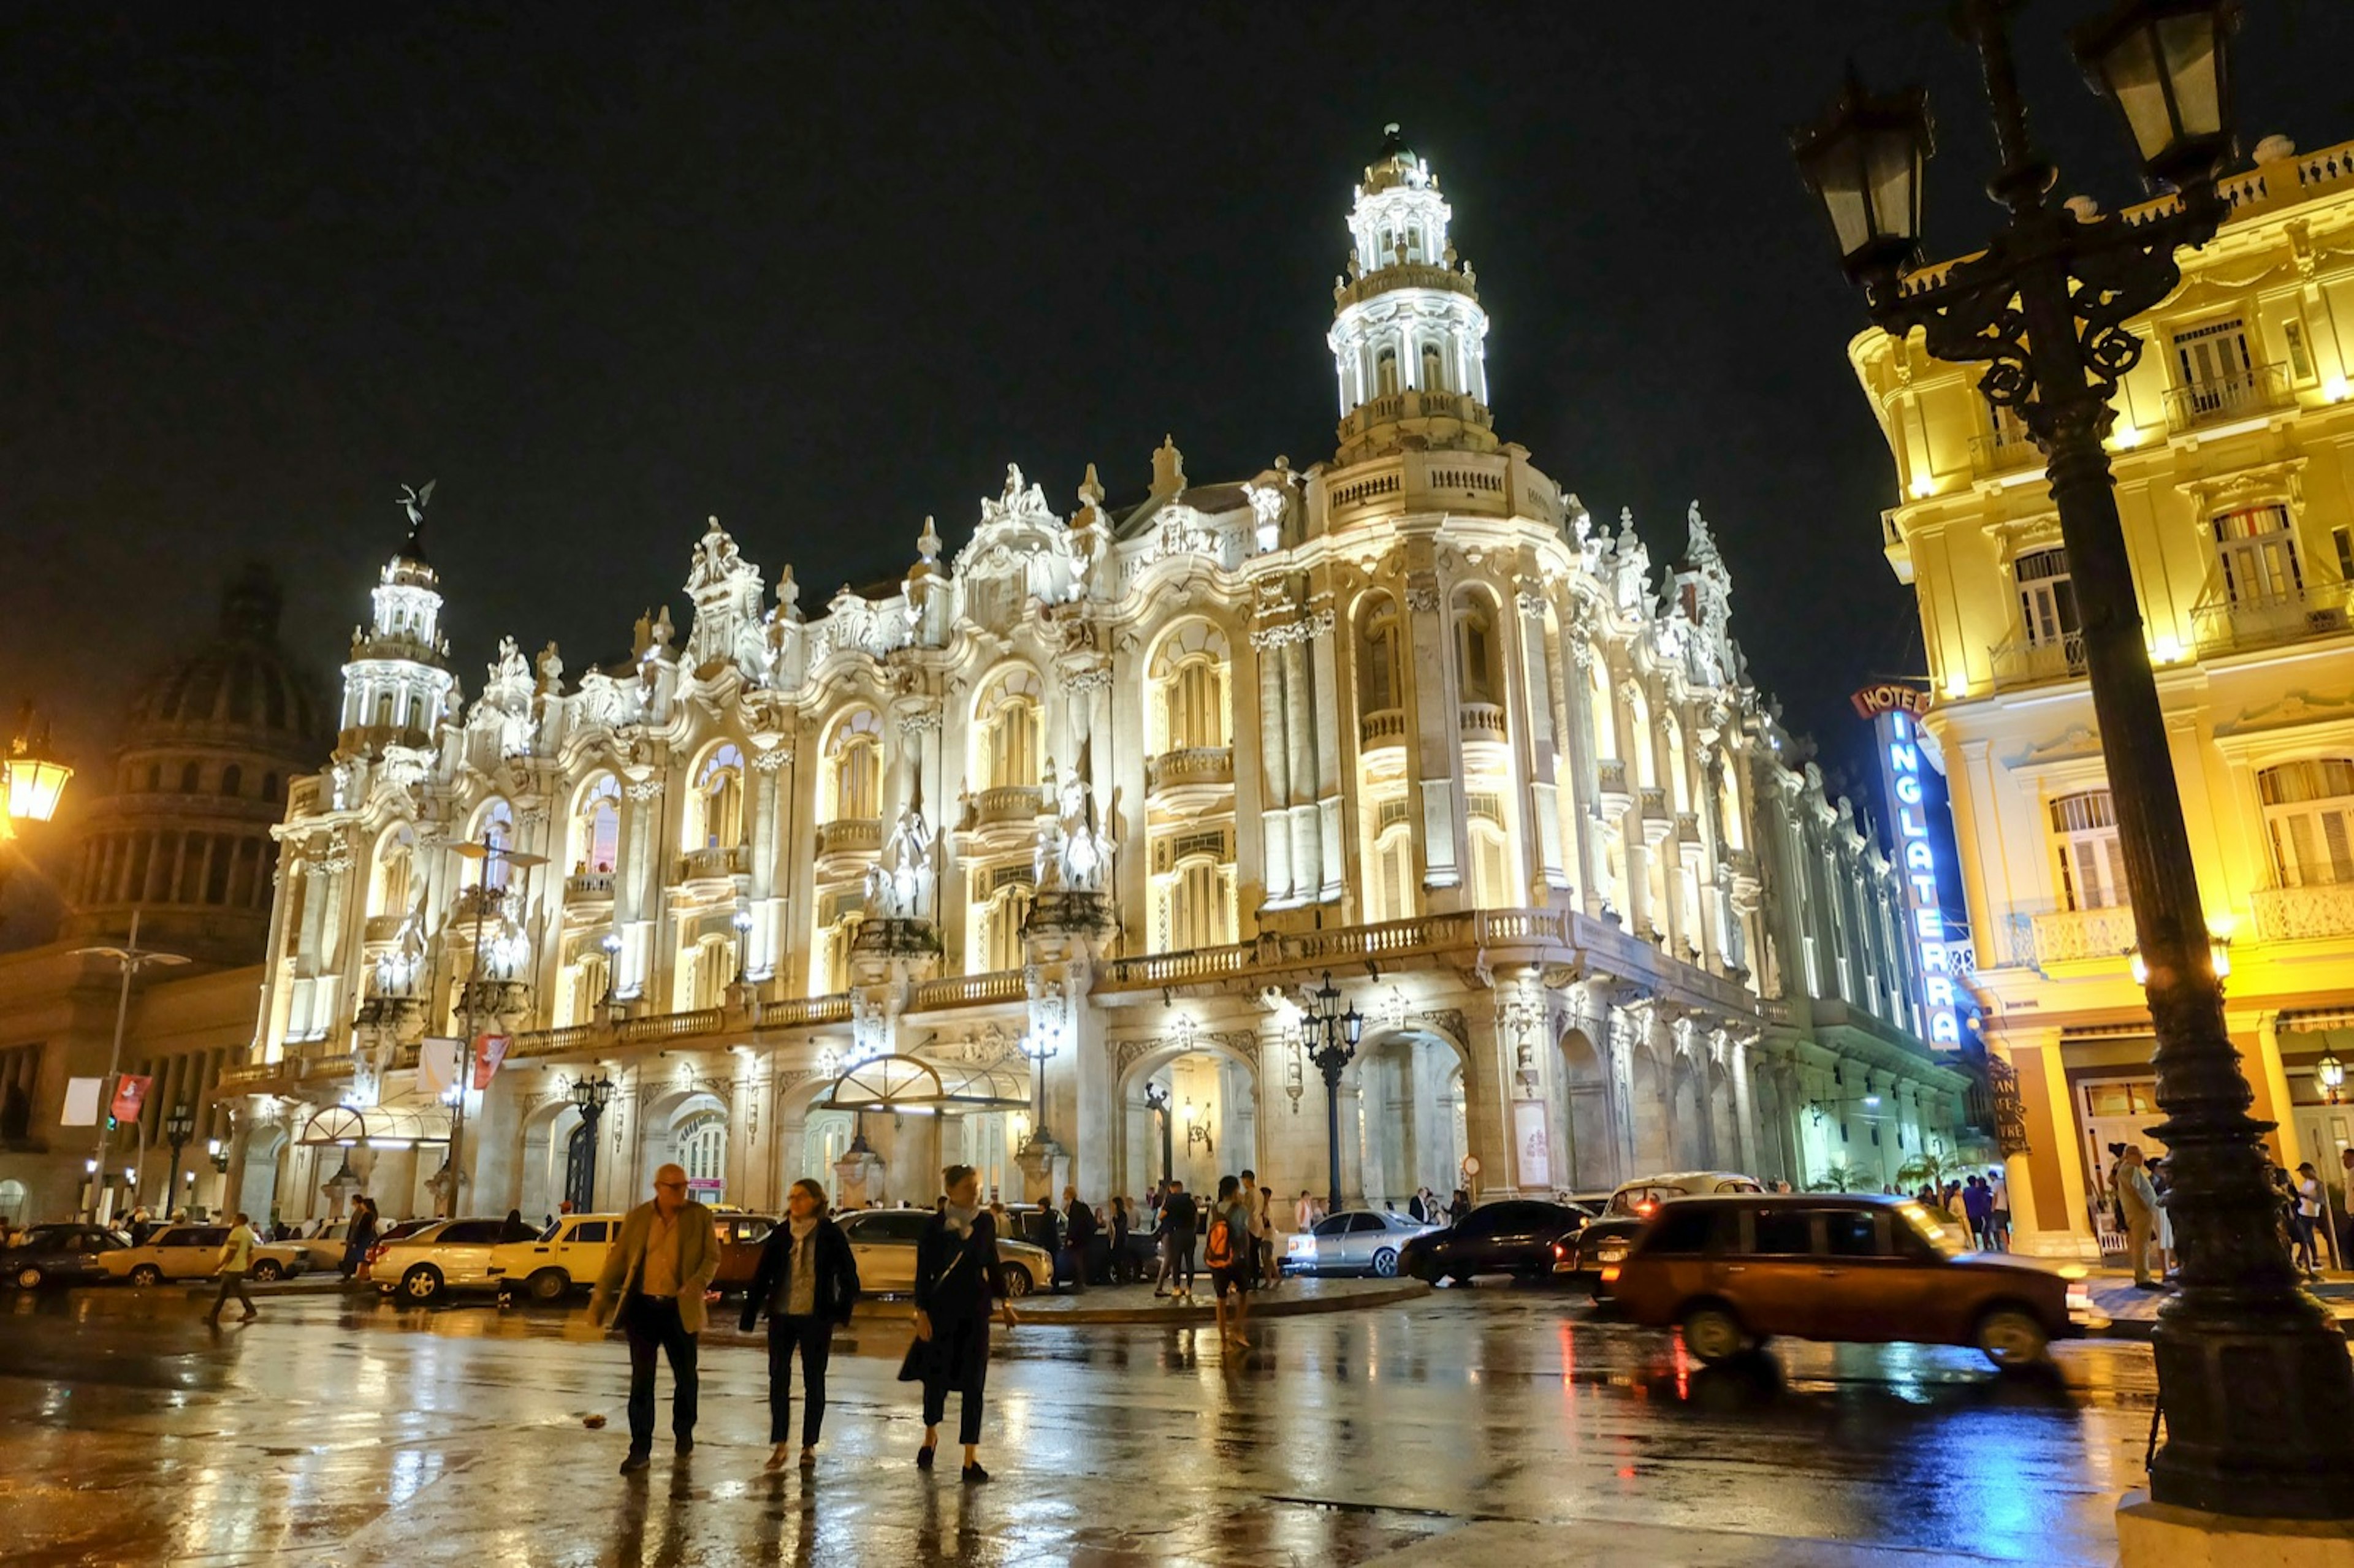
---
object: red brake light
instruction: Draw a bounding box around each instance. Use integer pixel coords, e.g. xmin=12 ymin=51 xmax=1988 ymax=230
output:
xmin=1599 ymin=1265 xmax=1620 ymax=1284
xmin=1635 ymin=1201 xmax=1655 ymax=1216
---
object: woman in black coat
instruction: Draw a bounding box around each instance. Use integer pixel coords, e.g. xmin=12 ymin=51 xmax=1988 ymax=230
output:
xmin=912 ymin=1163 xmax=1018 ymax=1482
xmin=741 ymin=1178 xmax=861 ymax=1470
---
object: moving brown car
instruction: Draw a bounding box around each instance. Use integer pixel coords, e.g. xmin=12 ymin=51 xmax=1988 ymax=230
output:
xmin=1608 ymin=1192 xmax=2096 ymax=1371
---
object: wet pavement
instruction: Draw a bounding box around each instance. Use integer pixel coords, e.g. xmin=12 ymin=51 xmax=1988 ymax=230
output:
xmin=1 ymin=1284 xmax=2169 ymax=1566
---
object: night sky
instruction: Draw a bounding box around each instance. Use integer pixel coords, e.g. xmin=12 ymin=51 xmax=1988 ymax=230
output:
xmin=4 ymin=3 xmax=2348 ymax=880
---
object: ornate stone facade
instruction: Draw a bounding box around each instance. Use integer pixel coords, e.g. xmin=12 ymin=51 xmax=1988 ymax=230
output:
xmin=219 ymin=129 xmax=1963 ymax=1226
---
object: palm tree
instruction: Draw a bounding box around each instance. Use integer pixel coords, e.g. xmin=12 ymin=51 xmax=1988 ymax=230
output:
xmin=1807 ymin=1161 xmax=1877 ymax=1193
xmin=1895 ymin=1152 xmax=1954 ymax=1192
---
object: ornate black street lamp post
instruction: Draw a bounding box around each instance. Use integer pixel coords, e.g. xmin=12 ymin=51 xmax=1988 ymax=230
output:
xmin=1302 ymin=971 xmax=1363 ymax=1216
xmin=1797 ymin=0 xmax=2353 ymax=1520
xmin=568 ymin=1071 xmax=617 ymax=1213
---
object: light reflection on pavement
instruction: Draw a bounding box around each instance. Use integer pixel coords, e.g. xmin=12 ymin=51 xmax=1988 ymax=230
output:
xmin=0 ymin=1285 xmax=2160 ymax=1565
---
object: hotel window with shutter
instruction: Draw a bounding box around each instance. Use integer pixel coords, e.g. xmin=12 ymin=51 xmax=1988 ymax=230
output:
xmin=2212 ymin=503 xmax=2304 ymax=608
xmin=2258 ymin=760 xmax=2354 ymax=889
xmin=2050 ymin=790 xmax=2128 ymax=911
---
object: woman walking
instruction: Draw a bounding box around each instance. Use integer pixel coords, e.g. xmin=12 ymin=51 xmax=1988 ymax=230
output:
xmin=741 ymin=1178 xmax=861 ymax=1471
xmin=340 ymin=1197 xmax=379 ymax=1280
xmin=911 ymin=1164 xmax=1018 ymax=1482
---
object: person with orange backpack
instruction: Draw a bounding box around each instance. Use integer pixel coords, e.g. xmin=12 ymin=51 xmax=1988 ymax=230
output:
xmin=1206 ymin=1174 xmax=1254 ymax=1349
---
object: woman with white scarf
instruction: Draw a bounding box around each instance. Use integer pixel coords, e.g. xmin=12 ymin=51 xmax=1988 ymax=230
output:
xmin=741 ymin=1178 xmax=861 ymax=1471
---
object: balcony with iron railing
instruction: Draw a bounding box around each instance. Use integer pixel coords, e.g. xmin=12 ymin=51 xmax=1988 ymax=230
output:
xmin=2163 ymin=363 xmax=2291 ymax=434
xmin=1987 ymin=629 xmax=2087 ymax=693
xmin=2251 ymin=881 xmax=2354 ymax=943
xmin=2191 ymin=579 xmax=2353 ymax=657
xmin=2003 ymin=903 xmax=2138 ymax=969
xmin=1969 ymin=427 xmax=2041 ymax=477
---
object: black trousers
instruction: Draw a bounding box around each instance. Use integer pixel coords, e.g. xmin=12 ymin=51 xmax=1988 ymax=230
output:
xmin=209 ymin=1269 xmax=253 ymax=1320
xmin=623 ymin=1295 xmax=699 ymax=1453
xmin=767 ymin=1315 xmax=833 ymax=1447
xmin=921 ymin=1315 xmax=991 ymax=1445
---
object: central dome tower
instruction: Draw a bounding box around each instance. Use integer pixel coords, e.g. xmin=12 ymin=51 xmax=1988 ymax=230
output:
xmin=1327 ymin=125 xmax=1496 ymax=467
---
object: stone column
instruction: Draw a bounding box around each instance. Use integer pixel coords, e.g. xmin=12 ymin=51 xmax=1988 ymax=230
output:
xmin=1727 ymin=1033 xmax=1759 ymax=1176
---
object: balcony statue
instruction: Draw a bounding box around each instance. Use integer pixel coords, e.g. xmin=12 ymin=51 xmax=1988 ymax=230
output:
xmin=865 ymin=793 xmax=935 ymax=922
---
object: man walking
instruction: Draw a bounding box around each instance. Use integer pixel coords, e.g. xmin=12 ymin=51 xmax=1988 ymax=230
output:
xmin=2116 ymin=1146 xmax=2162 ymax=1290
xmin=1985 ymin=1167 xmax=2011 ymax=1250
xmin=590 ymin=1163 xmax=720 ymax=1474
xmin=207 ymin=1211 xmax=261 ymax=1326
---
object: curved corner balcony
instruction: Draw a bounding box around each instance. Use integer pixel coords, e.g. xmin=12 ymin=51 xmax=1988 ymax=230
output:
xmin=674 ymin=844 xmax=750 ymax=884
xmin=565 ymin=870 xmax=617 ymax=904
xmin=1458 ymin=702 xmax=1507 ymax=743
xmin=813 ymin=818 xmax=881 ymax=872
xmin=1359 ymin=708 xmax=1409 ymax=753
xmin=1146 ymin=747 xmax=1234 ymax=809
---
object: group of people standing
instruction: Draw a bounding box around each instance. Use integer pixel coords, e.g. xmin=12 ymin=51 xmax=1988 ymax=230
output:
xmin=1910 ymin=1170 xmax=2012 ymax=1251
xmin=585 ymin=1160 xmax=1019 ymax=1483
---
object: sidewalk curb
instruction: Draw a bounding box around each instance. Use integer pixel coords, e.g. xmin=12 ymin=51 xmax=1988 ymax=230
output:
xmin=699 ymin=1280 xmax=1433 ymax=1340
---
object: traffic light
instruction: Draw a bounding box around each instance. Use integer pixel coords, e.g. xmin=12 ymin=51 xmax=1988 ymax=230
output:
xmin=105 ymin=1113 xmax=118 ymax=1132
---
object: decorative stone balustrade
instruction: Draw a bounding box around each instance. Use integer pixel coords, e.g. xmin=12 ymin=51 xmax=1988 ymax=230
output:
xmin=1358 ymin=709 xmax=1407 ymax=750
xmin=967 ymin=786 xmax=1043 ymax=829
xmin=815 ymin=818 xmax=882 ymax=859
xmin=910 ymin=970 xmax=1029 ymax=1011
xmin=1458 ymin=702 xmax=1507 ymax=740
xmin=675 ymin=844 xmax=750 ymax=882
xmin=566 ymin=870 xmax=616 ymax=900
xmin=1146 ymin=747 xmax=1235 ymax=796
xmin=1596 ymin=759 xmax=1632 ymax=816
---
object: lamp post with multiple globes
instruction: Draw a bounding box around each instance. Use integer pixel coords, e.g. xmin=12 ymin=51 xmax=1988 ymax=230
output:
xmin=1795 ymin=0 xmax=2353 ymax=1520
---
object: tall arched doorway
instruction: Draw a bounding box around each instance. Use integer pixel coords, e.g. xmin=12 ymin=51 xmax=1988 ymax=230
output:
xmin=1350 ymin=1029 xmax=1466 ymax=1211
xmin=1558 ymin=1027 xmax=1616 ymax=1190
xmin=1116 ymin=1038 xmax=1259 ymax=1203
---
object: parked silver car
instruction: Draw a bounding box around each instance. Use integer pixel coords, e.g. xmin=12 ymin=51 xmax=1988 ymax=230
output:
xmin=1284 ymin=1209 xmax=1436 ymax=1277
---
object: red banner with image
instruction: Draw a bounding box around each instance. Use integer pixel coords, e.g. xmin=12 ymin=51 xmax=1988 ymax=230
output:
xmin=110 ymin=1073 xmax=153 ymax=1123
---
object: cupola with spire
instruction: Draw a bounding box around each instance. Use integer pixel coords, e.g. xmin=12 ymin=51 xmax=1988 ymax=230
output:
xmin=338 ymin=482 xmax=457 ymax=758
xmin=1327 ymin=123 xmax=1496 ymax=466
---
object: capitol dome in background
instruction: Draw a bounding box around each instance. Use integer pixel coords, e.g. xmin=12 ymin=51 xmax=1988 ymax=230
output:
xmin=63 ymin=564 xmax=331 ymax=966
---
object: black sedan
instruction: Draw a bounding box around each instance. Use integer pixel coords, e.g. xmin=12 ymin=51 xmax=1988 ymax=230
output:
xmin=1396 ymin=1199 xmax=1591 ymax=1285
xmin=3 ymin=1224 xmax=129 ymax=1290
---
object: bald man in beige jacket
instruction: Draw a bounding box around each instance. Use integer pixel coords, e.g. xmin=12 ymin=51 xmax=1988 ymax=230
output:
xmin=591 ymin=1163 xmax=720 ymax=1473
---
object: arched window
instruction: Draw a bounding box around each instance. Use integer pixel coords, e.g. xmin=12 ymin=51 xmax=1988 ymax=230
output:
xmin=975 ymin=670 xmax=1043 ymax=790
xmin=263 ymin=772 xmax=281 ymax=803
xmin=1163 ymin=858 xmax=1231 ymax=952
xmin=1149 ymin=624 xmax=1231 ymax=753
xmin=1371 ymin=825 xmax=1416 ymax=923
xmin=370 ymin=829 xmax=414 ymax=918
xmin=2259 ymin=759 xmax=2354 ymax=888
xmin=1357 ymin=593 xmax=1403 ymax=717
xmin=477 ymin=800 xmax=516 ymax=891
xmin=1421 ymin=341 xmax=1444 ymax=392
xmin=145 ymin=764 xmax=161 ymax=793
xmin=688 ymin=933 xmax=734 ymax=1010
xmin=373 ymin=691 xmax=394 ymax=729
xmin=2049 ymin=790 xmax=2125 ymax=910
xmin=1453 ymin=592 xmax=1499 ymax=706
xmin=977 ymin=877 xmax=1034 ymax=972
xmin=693 ymin=745 xmax=745 ymax=850
xmin=676 ymin=1110 xmax=727 ymax=1187
xmin=824 ymin=710 xmax=883 ymax=824
xmin=219 ymin=764 xmax=243 ymax=799
xmin=1626 ymin=687 xmax=1655 ymax=786
xmin=180 ymin=762 xmax=202 ymax=794
xmin=570 ymin=776 xmax=622 ymax=874
xmin=1376 ymin=346 xmax=1400 ymax=397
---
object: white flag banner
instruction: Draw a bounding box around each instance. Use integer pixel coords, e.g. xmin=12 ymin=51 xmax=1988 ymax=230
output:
xmin=62 ymin=1076 xmax=103 ymax=1127
xmin=417 ymin=1037 xmax=462 ymax=1098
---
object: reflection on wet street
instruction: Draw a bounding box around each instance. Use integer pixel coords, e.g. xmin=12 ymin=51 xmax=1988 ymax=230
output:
xmin=0 ymin=1285 xmax=2155 ymax=1565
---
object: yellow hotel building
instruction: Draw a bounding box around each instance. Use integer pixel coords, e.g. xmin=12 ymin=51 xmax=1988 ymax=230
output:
xmin=1849 ymin=134 xmax=2354 ymax=1259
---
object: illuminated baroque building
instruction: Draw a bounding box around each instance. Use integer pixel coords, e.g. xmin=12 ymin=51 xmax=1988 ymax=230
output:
xmin=220 ymin=129 xmax=1965 ymax=1226
xmin=1850 ymin=134 xmax=2354 ymax=1257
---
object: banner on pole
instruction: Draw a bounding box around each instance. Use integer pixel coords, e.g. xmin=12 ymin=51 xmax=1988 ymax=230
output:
xmin=417 ymin=1037 xmax=462 ymax=1098
xmin=111 ymin=1073 xmax=154 ymax=1124
xmin=62 ymin=1077 xmax=102 ymax=1127
xmin=473 ymin=1034 xmax=511 ymax=1091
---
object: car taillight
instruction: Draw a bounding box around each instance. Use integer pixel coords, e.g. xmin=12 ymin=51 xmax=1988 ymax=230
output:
xmin=1552 ymin=1243 xmax=1567 ymax=1258
xmin=1599 ymin=1265 xmax=1620 ymax=1285
xmin=1634 ymin=1201 xmax=1655 ymax=1216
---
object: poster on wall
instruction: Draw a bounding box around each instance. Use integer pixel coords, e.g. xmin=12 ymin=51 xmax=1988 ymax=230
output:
xmin=61 ymin=1076 xmax=101 ymax=1127
xmin=1512 ymin=1100 xmax=1551 ymax=1191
